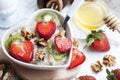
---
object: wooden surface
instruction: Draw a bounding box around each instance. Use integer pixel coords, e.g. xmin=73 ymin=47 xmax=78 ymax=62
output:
xmin=0 ymin=48 xmax=80 ymax=80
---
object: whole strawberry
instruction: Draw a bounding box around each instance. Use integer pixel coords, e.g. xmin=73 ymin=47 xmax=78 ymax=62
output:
xmin=84 ymin=30 xmax=110 ymax=52
xmin=76 ymin=75 xmax=96 ymax=80
xmin=106 ymin=68 xmax=120 ymax=80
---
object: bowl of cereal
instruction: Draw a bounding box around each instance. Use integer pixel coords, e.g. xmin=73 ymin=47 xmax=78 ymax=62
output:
xmin=1 ymin=9 xmax=72 ymax=70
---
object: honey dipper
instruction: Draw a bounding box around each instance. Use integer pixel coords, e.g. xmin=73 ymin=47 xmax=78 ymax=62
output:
xmin=104 ymin=13 xmax=120 ymax=33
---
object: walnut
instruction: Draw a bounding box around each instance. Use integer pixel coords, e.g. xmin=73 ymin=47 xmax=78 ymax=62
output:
xmin=91 ymin=61 xmax=103 ymax=73
xmin=73 ymin=38 xmax=79 ymax=47
xmin=3 ymin=72 xmax=12 ymax=80
xmin=103 ymin=55 xmax=116 ymax=67
xmin=0 ymin=64 xmax=5 ymax=78
xmin=35 ymin=50 xmax=46 ymax=61
xmin=34 ymin=38 xmax=48 ymax=47
xmin=46 ymin=0 xmax=63 ymax=11
xmin=21 ymin=28 xmax=36 ymax=40
xmin=58 ymin=30 xmax=65 ymax=36
xmin=0 ymin=62 xmax=14 ymax=80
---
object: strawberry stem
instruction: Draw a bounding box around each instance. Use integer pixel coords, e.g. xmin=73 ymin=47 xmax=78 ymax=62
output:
xmin=106 ymin=69 xmax=117 ymax=80
xmin=84 ymin=30 xmax=103 ymax=48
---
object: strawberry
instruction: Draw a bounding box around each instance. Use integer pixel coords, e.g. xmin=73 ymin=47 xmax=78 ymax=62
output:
xmin=36 ymin=21 xmax=56 ymax=40
xmin=77 ymin=75 xmax=96 ymax=80
xmin=68 ymin=48 xmax=86 ymax=69
xmin=106 ymin=68 xmax=120 ymax=80
xmin=54 ymin=36 xmax=72 ymax=53
xmin=10 ymin=40 xmax=34 ymax=63
xmin=84 ymin=30 xmax=110 ymax=52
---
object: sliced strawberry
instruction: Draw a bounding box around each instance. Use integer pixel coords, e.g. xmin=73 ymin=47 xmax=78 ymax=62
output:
xmin=54 ymin=36 xmax=72 ymax=53
xmin=85 ymin=30 xmax=110 ymax=52
xmin=68 ymin=48 xmax=86 ymax=69
xmin=36 ymin=21 xmax=56 ymax=40
xmin=10 ymin=40 xmax=34 ymax=63
xmin=79 ymin=75 xmax=96 ymax=80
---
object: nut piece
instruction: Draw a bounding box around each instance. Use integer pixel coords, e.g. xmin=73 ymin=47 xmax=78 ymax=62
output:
xmin=58 ymin=29 xmax=65 ymax=37
xmin=0 ymin=64 xmax=5 ymax=78
xmin=34 ymin=38 xmax=48 ymax=47
xmin=46 ymin=0 xmax=63 ymax=11
xmin=103 ymin=55 xmax=116 ymax=67
xmin=3 ymin=72 xmax=12 ymax=80
xmin=21 ymin=28 xmax=36 ymax=40
xmin=73 ymin=38 xmax=79 ymax=47
xmin=91 ymin=61 xmax=103 ymax=73
xmin=35 ymin=50 xmax=46 ymax=61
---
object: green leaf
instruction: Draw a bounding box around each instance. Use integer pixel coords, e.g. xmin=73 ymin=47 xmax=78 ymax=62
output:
xmin=106 ymin=69 xmax=117 ymax=80
xmin=95 ymin=33 xmax=103 ymax=39
xmin=84 ymin=75 xmax=88 ymax=80
xmin=84 ymin=38 xmax=94 ymax=49
xmin=106 ymin=69 xmax=111 ymax=75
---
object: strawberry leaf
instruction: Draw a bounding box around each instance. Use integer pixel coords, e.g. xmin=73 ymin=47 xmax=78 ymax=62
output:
xmin=84 ymin=75 xmax=88 ymax=80
xmin=106 ymin=69 xmax=117 ymax=80
xmin=84 ymin=30 xmax=104 ymax=48
xmin=84 ymin=38 xmax=94 ymax=49
xmin=95 ymin=33 xmax=103 ymax=40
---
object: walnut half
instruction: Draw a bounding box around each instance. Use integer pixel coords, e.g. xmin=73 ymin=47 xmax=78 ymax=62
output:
xmin=21 ymin=28 xmax=36 ymax=40
xmin=103 ymin=55 xmax=116 ymax=67
xmin=91 ymin=61 xmax=103 ymax=73
xmin=34 ymin=38 xmax=48 ymax=47
xmin=35 ymin=50 xmax=46 ymax=61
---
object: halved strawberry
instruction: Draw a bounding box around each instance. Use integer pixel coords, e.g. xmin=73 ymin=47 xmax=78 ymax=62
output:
xmin=78 ymin=75 xmax=96 ymax=80
xmin=68 ymin=48 xmax=86 ymax=69
xmin=36 ymin=21 xmax=56 ymax=40
xmin=10 ymin=40 xmax=34 ymax=63
xmin=106 ymin=68 xmax=120 ymax=80
xmin=84 ymin=30 xmax=110 ymax=52
xmin=54 ymin=36 xmax=72 ymax=53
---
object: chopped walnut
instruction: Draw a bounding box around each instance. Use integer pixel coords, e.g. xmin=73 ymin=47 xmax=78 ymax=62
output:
xmin=103 ymin=55 xmax=116 ymax=67
xmin=58 ymin=30 xmax=65 ymax=36
xmin=21 ymin=28 xmax=36 ymax=40
xmin=34 ymin=38 xmax=48 ymax=47
xmin=0 ymin=63 xmax=14 ymax=80
xmin=91 ymin=61 xmax=103 ymax=73
xmin=3 ymin=72 xmax=12 ymax=80
xmin=35 ymin=50 xmax=46 ymax=61
xmin=0 ymin=64 xmax=5 ymax=78
xmin=73 ymin=38 xmax=79 ymax=47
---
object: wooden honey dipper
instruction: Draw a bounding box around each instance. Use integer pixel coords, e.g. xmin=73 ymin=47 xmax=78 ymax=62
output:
xmin=104 ymin=13 xmax=120 ymax=33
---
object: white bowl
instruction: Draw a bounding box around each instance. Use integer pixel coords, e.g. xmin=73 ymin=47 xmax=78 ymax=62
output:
xmin=1 ymin=9 xmax=72 ymax=70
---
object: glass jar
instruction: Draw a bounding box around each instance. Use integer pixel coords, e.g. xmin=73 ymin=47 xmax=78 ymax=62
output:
xmin=72 ymin=0 xmax=108 ymax=31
